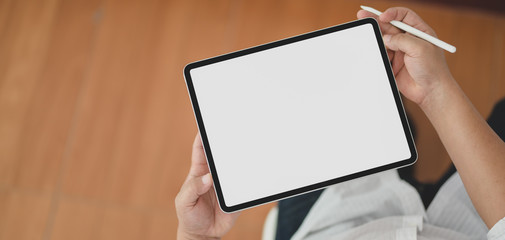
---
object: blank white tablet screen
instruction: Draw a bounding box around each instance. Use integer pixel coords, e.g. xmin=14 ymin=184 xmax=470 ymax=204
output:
xmin=190 ymin=23 xmax=411 ymax=207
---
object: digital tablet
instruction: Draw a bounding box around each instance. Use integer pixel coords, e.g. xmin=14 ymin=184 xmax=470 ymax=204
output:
xmin=184 ymin=18 xmax=417 ymax=213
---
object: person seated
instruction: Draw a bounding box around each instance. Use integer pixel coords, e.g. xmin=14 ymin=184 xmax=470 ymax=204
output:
xmin=175 ymin=7 xmax=505 ymax=240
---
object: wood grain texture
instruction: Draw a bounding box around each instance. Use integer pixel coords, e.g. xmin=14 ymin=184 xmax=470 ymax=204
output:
xmin=0 ymin=0 xmax=59 ymax=189
xmin=11 ymin=0 xmax=102 ymax=192
xmin=0 ymin=189 xmax=52 ymax=240
xmin=49 ymin=197 xmax=104 ymax=240
xmin=0 ymin=0 xmax=504 ymax=239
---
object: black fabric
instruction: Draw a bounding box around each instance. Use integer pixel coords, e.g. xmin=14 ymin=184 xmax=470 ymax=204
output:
xmin=399 ymin=164 xmax=457 ymax=208
xmin=275 ymin=98 xmax=505 ymax=240
xmin=275 ymin=189 xmax=323 ymax=240
xmin=488 ymin=98 xmax=505 ymax=142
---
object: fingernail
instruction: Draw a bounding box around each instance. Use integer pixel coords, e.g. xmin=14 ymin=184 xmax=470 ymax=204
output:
xmin=383 ymin=35 xmax=391 ymax=43
xmin=202 ymin=173 xmax=211 ymax=185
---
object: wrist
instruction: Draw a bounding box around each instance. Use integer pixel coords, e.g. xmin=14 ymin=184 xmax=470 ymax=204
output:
xmin=177 ymin=228 xmax=220 ymax=240
xmin=418 ymin=75 xmax=460 ymax=115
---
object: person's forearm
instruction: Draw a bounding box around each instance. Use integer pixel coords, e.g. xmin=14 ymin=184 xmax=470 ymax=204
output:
xmin=177 ymin=227 xmax=220 ymax=240
xmin=420 ymin=77 xmax=505 ymax=228
xmin=177 ymin=232 xmax=220 ymax=240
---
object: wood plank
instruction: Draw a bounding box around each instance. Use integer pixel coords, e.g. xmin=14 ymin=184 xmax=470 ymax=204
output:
xmin=97 ymin=0 xmax=172 ymax=208
xmin=0 ymin=189 xmax=52 ymax=240
xmin=315 ymin=0 xmax=365 ymax=28
xmin=96 ymin=206 xmax=150 ymax=240
xmin=48 ymin=197 xmax=104 ymax=240
xmin=0 ymin=0 xmax=13 ymax=36
xmin=49 ymin=196 xmax=178 ymax=240
xmin=60 ymin=0 xmax=164 ymax=205
xmin=0 ymin=0 xmax=59 ymax=188
xmin=146 ymin=211 xmax=177 ymax=240
xmin=10 ymin=0 xmax=102 ymax=192
xmin=233 ymin=0 xmax=323 ymax=51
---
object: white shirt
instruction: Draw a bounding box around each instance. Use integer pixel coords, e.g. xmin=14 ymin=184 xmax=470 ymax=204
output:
xmin=291 ymin=170 xmax=505 ymax=240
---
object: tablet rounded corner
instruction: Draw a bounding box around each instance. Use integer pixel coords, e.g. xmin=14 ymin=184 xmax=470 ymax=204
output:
xmin=361 ymin=17 xmax=379 ymax=26
xmin=217 ymin=199 xmax=236 ymax=213
xmin=407 ymin=148 xmax=418 ymax=166
xmin=360 ymin=17 xmax=381 ymax=35
xmin=183 ymin=62 xmax=196 ymax=78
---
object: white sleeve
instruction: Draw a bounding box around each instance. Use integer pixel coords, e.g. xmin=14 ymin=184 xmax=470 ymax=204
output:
xmin=488 ymin=217 xmax=505 ymax=240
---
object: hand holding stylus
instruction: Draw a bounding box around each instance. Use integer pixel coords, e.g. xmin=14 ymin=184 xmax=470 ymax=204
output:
xmin=361 ymin=6 xmax=456 ymax=53
xmin=357 ymin=7 xmax=455 ymax=107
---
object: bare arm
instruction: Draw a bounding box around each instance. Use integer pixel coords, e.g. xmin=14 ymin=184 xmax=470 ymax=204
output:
xmin=421 ymin=77 xmax=505 ymax=228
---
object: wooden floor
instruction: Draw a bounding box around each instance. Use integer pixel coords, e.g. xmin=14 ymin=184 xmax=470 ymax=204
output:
xmin=0 ymin=0 xmax=503 ymax=239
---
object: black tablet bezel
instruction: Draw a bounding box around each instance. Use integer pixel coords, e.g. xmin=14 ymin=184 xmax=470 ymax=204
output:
xmin=184 ymin=18 xmax=417 ymax=213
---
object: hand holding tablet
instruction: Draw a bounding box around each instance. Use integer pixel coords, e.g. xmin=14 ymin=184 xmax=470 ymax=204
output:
xmin=185 ymin=18 xmax=416 ymax=212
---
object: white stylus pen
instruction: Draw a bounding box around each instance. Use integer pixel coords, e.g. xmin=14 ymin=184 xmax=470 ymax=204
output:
xmin=360 ymin=5 xmax=457 ymax=53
